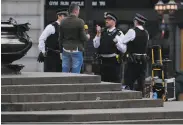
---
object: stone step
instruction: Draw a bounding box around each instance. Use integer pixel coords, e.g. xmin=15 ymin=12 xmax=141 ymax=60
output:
xmin=2 ymin=90 xmax=142 ymax=103
xmin=83 ymin=119 xmax=183 ymax=124
xmin=6 ymin=119 xmax=182 ymax=124
xmin=2 ymin=102 xmax=183 ymax=122
xmin=1 ymin=82 xmax=121 ymax=94
xmin=1 ymin=99 xmax=163 ymax=111
xmin=1 ymin=72 xmax=101 ymax=85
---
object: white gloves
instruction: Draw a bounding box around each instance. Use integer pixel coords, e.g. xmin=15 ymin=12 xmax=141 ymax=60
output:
xmin=113 ymin=35 xmax=121 ymax=43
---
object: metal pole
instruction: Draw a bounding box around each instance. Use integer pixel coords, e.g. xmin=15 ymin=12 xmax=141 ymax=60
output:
xmin=85 ymin=0 xmax=92 ymax=21
xmin=170 ymin=14 xmax=176 ymax=73
xmin=167 ymin=14 xmax=176 ymax=73
xmin=83 ymin=0 xmax=93 ymax=73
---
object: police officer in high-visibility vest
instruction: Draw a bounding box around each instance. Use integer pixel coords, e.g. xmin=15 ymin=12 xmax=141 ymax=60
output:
xmin=122 ymin=13 xmax=149 ymax=96
xmin=93 ymin=12 xmax=127 ymax=83
xmin=37 ymin=9 xmax=68 ymax=72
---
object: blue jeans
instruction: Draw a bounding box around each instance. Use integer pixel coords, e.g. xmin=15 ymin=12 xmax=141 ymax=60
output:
xmin=62 ymin=50 xmax=83 ymax=73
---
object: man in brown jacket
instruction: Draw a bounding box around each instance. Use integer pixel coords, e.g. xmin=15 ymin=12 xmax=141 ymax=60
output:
xmin=59 ymin=3 xmax=90 ymax=73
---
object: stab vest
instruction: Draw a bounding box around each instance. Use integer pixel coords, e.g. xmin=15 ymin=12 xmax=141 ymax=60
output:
xmin=98 ymin=28 xmax=121 ymax=54
xmin=127 ymin=27 xmax=148 ymax=54
xmin=45 ymin=22 xmax=60 ymax=50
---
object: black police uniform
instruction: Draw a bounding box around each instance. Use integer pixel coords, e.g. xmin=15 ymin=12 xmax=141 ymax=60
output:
xmin=99 ymin=28 xmax=122 ymax=83
xmin=123 ymin=13 xmax=149 ymax=95
xmin=44 ymin=21 xmax=61 ymax=72
xmin=94 ymin=12 xmax=125 ymax=83
xmin=37 ymin=9 xmax=68 ymax=72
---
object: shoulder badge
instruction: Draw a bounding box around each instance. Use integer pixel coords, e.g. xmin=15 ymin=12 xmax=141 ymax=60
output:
xmin=116 ymin=29 xmax=122 ymax=36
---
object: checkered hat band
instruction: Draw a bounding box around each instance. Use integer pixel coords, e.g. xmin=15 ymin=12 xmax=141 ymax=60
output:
xmin=105 ymin=15 xmax=116 ymax=22
xmin=134 ymin=17 xmax=145 ymax=23
xmin=57 ymin=11 xmax=68 ymax=15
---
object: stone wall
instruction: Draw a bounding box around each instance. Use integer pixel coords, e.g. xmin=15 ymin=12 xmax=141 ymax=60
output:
xmin=1 ymin=0 xmax=45 ymax=72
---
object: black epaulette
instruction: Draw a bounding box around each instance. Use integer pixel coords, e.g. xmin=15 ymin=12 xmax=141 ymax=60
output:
xmin=101 ymin=27 xmax=108 ymax=33
xmin=116 ymin=29 xmax=122 ymax=36
xmin=51 ymin=22 xmax=59 ymax=33
xmin=51 ymin=21 xmax=57 ymax=26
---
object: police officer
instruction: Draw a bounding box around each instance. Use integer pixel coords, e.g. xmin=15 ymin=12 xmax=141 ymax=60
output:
xmin=122 ymin=13 xmax=149 ymax=95
xmin=38 ymin=9 xmax=68 ymax=72
xmin=93 ymin=12 xmax=127 ymax=83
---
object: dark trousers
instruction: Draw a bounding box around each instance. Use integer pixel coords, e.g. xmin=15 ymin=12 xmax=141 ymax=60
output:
xmin=44 ymin=51 xmax=62 ymax=72
xmin=124 ymin=62 xmax=146 ymax=95
xmin=100 ymin=57 xmax=120 ymax=83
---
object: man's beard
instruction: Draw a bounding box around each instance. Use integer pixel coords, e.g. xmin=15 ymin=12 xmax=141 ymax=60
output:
xmin=105 ymin=23 xmax=111 ymax=28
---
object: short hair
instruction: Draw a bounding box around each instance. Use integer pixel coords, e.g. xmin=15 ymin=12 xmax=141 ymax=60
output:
xmin=69 ymin=3 xmax=80 ymax=13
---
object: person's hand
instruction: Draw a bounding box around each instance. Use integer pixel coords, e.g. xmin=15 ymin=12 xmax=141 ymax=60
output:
xmin=96 ymin=25 xmax=101 ymax=37
xmin=60 ymin=53 xmax=62 ymax=60
xmin=86 ymin=34 xmax=90 ymax=40
xmin=96 ymin=25 xmax=101 ymax=33
xmin=113 ymin=35 xmax=120 ymax=44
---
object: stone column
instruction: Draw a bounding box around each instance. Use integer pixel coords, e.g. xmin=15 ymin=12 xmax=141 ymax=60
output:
xmin=164 ymin=14 xmax=176 ymax=73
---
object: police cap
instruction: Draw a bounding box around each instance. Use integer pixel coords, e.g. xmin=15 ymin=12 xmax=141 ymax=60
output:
xmin=104 ymin=12 xmax=117 ymax=22
xmin=134 ymin=13 xmax=148 ymax=25
xmin=56 ymin=9 xmax=68 ymax=16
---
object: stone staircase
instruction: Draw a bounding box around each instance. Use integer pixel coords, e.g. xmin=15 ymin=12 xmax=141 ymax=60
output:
xmin=1 ymin=72 xmax=183 ymax=124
